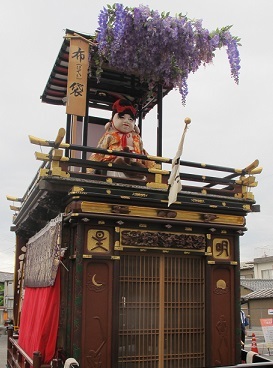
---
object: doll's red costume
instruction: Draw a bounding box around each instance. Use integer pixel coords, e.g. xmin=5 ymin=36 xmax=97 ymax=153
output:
xmin=88 ymin=99 xmax=155 ymax=175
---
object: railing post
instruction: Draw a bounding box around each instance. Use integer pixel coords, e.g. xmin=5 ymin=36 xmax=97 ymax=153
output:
xmin=7 ymin=326 xmax=13 ymax=349
xmin=7 ymin=326 xmax=14 ymax=366
xmin=33 ymin=351 xmax=42 ymax=368
xmin=51 ymin=358 xmax=59 ymax=368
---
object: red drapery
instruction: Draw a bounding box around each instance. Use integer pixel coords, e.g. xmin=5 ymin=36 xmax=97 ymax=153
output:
xmin=18 ymin=270 xmax=60 ymax=363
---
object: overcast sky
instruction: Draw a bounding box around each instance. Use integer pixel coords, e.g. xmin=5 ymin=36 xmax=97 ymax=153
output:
xmin=1 ymin=0 xmax=273 ymax=273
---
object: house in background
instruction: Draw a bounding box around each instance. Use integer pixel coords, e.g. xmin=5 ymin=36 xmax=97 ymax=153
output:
xmin=240 ymin=262 xmax=254 ymax=279
xmin=0 ymin=272 xmax=14 ymax=325
xmin=253 ymin=255 xmax=273 ymax=278
xmin=240 ymin=256 xmax=273 ymax=328
xmin=242 ymin=289 xmax=273 ymax=328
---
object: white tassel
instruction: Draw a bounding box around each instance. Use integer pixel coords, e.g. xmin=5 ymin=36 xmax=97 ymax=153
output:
xmin=64 ymin=358 xmax=79 ymax=368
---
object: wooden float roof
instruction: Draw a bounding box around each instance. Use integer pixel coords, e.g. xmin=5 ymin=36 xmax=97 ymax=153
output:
xmin=40 ymin=29 xmax=173 ymax=117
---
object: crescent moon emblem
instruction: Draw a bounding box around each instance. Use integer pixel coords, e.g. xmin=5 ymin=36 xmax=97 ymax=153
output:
xmin=92 ymin=274 xmax=103 ymax=287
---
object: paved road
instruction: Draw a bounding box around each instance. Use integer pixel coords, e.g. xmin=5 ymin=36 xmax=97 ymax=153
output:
xmin=0 ymin=334 xmax=7 ymax=368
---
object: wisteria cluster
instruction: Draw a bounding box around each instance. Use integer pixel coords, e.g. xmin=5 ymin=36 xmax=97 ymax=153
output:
xmin=93 ymin=3 xmax=241 ymax=104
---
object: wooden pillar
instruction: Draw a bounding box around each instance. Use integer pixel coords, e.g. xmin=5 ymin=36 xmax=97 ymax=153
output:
xmin=72 ymin=222 xmax=85 ymax=363
xmin=206 ymin=234 xmax=237 ymax=366
xmin=33 ymin=351 xmax=42 ymax=368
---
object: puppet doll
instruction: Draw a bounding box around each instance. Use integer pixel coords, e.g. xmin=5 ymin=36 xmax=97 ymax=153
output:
xmin=88 ymin=99 xmax=154 ymax=178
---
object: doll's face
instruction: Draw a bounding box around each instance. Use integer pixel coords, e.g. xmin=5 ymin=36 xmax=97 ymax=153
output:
xmin=112 ymin=113 xmax=135 ymax=133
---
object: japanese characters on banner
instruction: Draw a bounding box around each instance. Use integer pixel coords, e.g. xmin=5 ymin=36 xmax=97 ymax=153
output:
xmin=260 ymin=318 xmax=273 ymax=348
xmin=66 ymin=36 xmax=89 ymax=117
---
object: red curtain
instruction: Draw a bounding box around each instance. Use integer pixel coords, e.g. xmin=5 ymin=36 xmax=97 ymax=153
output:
xmin=18 ymin=270 xmax=60 ymax=363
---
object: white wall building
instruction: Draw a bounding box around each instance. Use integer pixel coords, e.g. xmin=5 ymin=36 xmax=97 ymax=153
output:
xmin=253 ymin=255 xmax=273 ymax=279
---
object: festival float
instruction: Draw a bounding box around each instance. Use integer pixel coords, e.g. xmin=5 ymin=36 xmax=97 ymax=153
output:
xmin=6 ymin=4 xmax=269 ymax=368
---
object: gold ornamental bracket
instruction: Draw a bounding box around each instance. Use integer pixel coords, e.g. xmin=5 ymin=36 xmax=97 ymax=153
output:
xmin=34 ymin=150 xmax=69 ymax=162
xmin=6 ymin=195 xmax=23 ymax=203
xmin=29 ymin=128 xmax=68 ymax=148
xmin=29 ymin=129 xmax=70 ymax=178
xmin=34 ymin=149 xmax=70 ymax=178
xmin=235 ymin=159 xmax=262 ymax=200
xmin=6 ymin=195 xmax=22 ymax=212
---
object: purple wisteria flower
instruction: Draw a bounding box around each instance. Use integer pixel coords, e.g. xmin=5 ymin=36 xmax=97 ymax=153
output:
xmin=93 ymin=4 xmax=241 ymax=105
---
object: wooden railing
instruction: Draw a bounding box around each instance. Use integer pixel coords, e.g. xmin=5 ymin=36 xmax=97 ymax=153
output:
xmin=6 ymin=328 xmax=53 ymax=368
xmin=26 ymin=128 xmax=262 ymax=200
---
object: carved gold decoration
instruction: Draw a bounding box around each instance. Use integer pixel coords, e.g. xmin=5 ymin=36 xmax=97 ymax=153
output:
xmin=191 ymin=198 xmax=205 ymax=204
xmin=120 ymin=229 xmax=206 ymax=251
xmin=216 ymin=279 xmax=226 ymax=289
xmin=114 ymin=241 xmax=123 ymax=251
xmin=111 ymin=205 xmax=130 ymax=214
xmin=132 ymin=192 xmax=148 ymax=197
xmin=87 ymin=229 xmax=110 ymax=253
xmin=202 ymin=214 xmax=218 ymax=222
xmin=243 ymin=204 xmax=251 ymax=211
xmin=71 ymin=186 xmax=85 ymax=193
xmin=92 ymin=274 xmax=103 ymax=287
xmin=80 ymin=201 xmax=245 ymax=226
xmin=212 ymin=238 xmax=230 ymax=260
xmin=214 ymin=280 xmax=229 ymax=295
xmin=86 ymin=273 xmax=105 ymax=292
xmin=157 ymin=210 xmax=177 ymax=218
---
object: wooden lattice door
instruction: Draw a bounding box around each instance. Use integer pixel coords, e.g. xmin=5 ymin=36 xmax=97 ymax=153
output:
xmin=118 ymin=253 xmax=205 ymax=368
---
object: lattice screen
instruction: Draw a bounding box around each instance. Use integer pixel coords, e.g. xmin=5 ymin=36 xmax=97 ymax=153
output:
xmin=118 ymin=254 xmax=205 ymax=368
